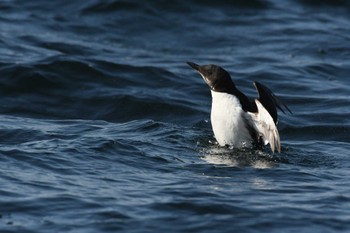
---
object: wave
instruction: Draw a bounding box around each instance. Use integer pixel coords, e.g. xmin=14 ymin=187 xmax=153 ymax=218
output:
xmin=81 ymin=0 xmax=270 ymax=15
xmin=0 ymin=58 xmax=205 ymax=124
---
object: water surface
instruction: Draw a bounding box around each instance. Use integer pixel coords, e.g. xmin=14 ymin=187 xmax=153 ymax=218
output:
xmin=0 ymin=0 xmax=350 ymax=232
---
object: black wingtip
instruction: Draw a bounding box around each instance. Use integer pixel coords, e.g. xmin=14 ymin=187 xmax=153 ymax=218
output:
xmin=253 ymin=81 xmax=292 ymax=123
xmin=282 ymin=102 xmax=293 ymax=114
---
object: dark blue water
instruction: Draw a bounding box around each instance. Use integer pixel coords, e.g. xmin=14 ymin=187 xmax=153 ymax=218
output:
xmin=0 ymin=0 xmax=350 ymax=232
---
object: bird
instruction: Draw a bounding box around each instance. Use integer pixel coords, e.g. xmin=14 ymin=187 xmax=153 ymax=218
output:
xmin=187 ymin=62 xmax=291 ymax=153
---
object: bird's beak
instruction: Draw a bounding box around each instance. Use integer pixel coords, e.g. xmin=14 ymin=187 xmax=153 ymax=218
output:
xmin=187 ymin=61 xmax=209 ymax=85
xmin=187 ymin=61 xmax=214 ymax=90
xmin=186 ymin=61 xmax=200 ymax=71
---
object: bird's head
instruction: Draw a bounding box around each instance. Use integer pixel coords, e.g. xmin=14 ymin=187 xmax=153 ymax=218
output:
xmin=187 ymin=62 xmax=235 ymax=93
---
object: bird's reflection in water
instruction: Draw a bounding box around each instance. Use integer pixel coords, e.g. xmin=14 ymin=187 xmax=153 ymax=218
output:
xmin=200 ymin=145 xmax=283 ymax=169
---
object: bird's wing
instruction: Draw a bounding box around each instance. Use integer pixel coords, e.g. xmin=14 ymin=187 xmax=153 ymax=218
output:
xmin=253 ymin=81 xmax=292 ymax=124
xmin=247 ymin=99 xmax=281 ymax=153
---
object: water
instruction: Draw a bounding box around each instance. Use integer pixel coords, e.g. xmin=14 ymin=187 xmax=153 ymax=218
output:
xmin=0 ymin=0 xmax=350 ymax=232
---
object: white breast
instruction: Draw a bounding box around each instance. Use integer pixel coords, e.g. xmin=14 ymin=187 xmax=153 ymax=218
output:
xmin=210 ymin=91 xmax=252 ymax=147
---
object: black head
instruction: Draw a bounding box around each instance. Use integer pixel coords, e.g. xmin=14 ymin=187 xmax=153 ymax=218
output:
xmin=187 ymin=62 xmax=236 ymax=93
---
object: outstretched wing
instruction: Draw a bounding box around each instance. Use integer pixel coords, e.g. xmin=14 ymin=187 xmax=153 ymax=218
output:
xmin=247 ymin=100 xmax=281 ymax=153
xmin=253 ymin=81 xmax=292 ymax=124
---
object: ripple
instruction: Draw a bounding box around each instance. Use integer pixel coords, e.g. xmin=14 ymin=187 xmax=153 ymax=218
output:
xmin=1 ymin=0 xmax=350 ymax=232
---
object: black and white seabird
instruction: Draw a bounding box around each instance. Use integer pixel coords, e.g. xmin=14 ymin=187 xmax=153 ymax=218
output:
xmin=187 ymin=62 xmax=291 ymax=153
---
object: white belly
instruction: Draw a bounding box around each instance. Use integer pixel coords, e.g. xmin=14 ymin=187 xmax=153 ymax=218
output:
xmin=210 ymin=91 xmax=252 ymax=147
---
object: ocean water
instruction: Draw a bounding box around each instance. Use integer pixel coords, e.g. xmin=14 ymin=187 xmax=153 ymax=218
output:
xmin=0 ymin=0 xmax=350 ymax=232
